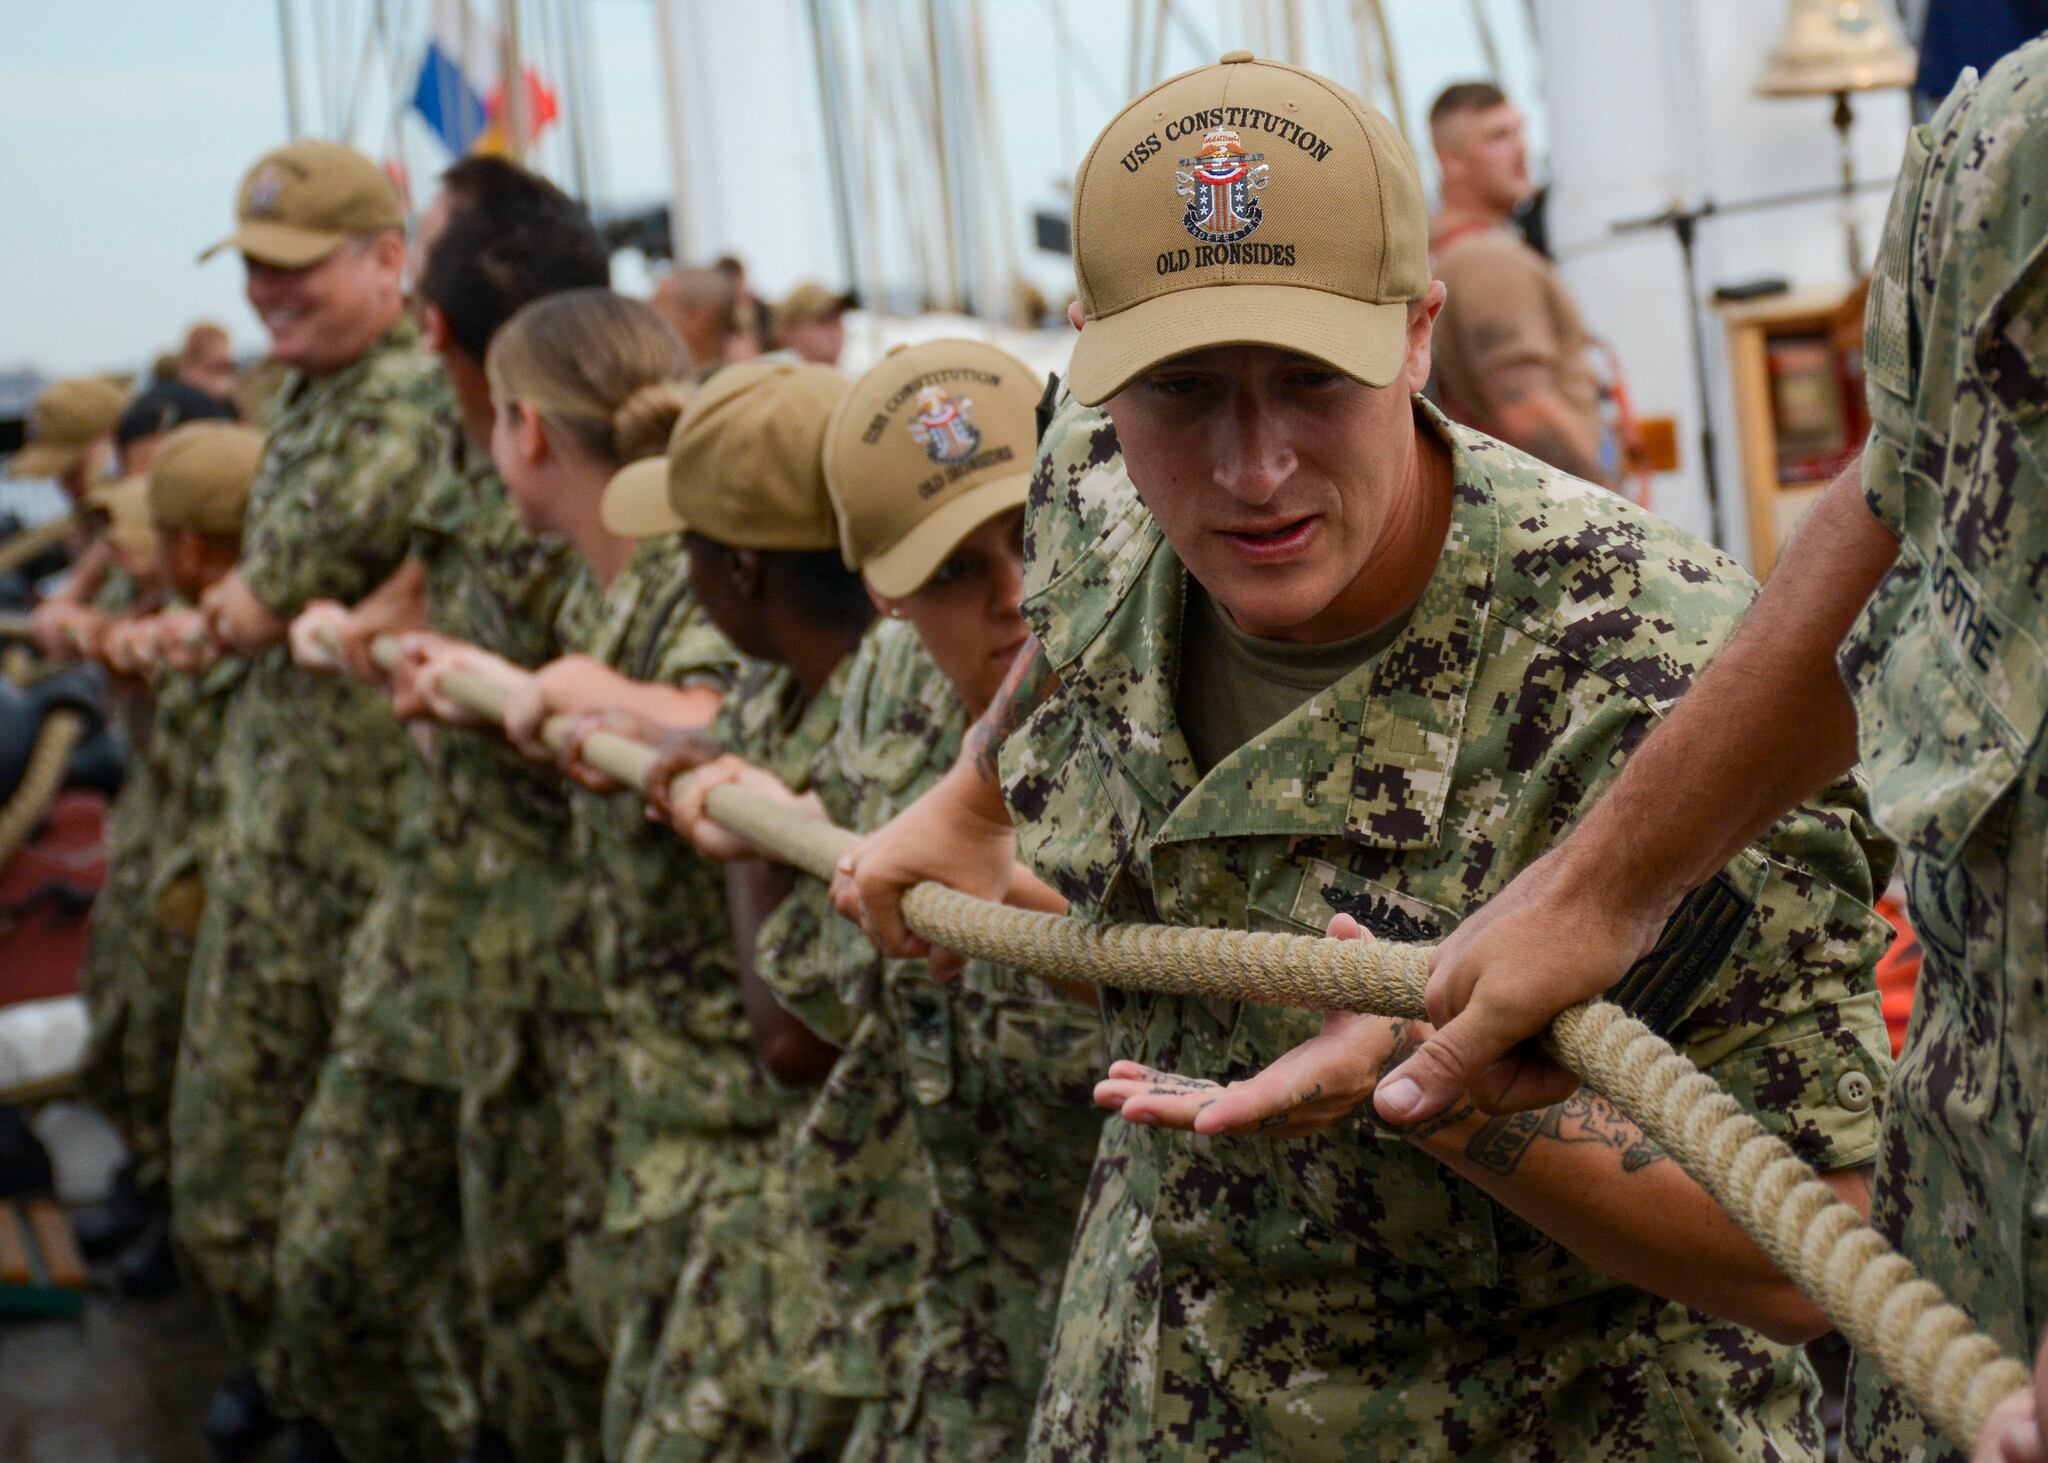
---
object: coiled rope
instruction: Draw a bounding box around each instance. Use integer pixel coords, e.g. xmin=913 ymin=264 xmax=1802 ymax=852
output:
xmin=0 ymin=708 xmax=86 ymax=870
xmin=295 ymin=634 xmax=2047 ymax=1445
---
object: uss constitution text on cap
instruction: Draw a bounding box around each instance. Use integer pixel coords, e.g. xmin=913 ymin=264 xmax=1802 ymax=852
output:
xmin=1066 ymin=50 xmax=1431 ymax=405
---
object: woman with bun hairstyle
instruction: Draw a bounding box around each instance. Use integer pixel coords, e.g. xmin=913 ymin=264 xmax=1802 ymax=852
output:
xmin=413 ymin=288 xmax=811 ymax=1460
xmin=651 ymin=340 xmax=1106 ymax=1459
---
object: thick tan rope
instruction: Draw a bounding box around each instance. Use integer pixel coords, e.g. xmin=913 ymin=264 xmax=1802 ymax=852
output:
xmin=0 ymin=516 xmax=77 ymax=578
xmin=315 ymin=635 xmax=2041 ymax=1444
xmin=0 ymin=709 xmax=85 ymax=869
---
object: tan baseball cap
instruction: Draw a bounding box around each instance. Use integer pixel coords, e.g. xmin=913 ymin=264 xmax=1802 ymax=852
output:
xmin=85 ymin=475 xmax=157 ymax=555
xmin=598 ymin=456 xmax=680 ymax=540
xmin=823 ymin=339 xmax=1039 ymax=597
xmin=9 ymin=377 xmax=127 ymax=479
xmin=1067 ymin=51 xmax=1429 ymax=405
xmin=601 ymin=362 xmax=851 ymax=547
xmin=775 ymin=281 xmax=854 ymax=333
xmin=199 ymin=140 xmax=404 ymax=268
xmin=147 ymin=421 xmax=266 ymax=537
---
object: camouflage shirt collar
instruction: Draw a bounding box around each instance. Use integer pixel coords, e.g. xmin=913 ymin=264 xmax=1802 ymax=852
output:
xmin=1068 ymin=399 xmax=1500 ymax=850
xmin=278 ymin=314 xmax=425 ymax=415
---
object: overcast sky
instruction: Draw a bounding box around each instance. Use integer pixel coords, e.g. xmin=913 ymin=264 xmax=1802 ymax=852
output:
xmin=0 ymin=1 xmax=1536 ymax=380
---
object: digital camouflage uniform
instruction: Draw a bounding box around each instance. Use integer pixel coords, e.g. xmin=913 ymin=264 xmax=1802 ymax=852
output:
xmin=814 ymin=618 xmax=1105 ymax=1461
xmin=80 ymin=644 xmax=246 ymax=1206
xmin=626 ymin=652 xmax=855 ymax=1463
xmin=749 ymin=633 xmax=927 ymax=1461
xmin=273 ymin=429 xmax=581 ymax=1462
xmin=77 ymin=564 xmax=160 ymax=1141
xmin=170 ymin=318 xmax=448 ymax=1393
xmin=1001 ymin=394 xmax=1897 ymax=1460
xmin=544 ymin=540 xmax=777 ymax=1463
xmin=77 ymin=673 xmax=169 ymax=1161
xmin=1839 ymin=39 xmax=2048 ymax=1462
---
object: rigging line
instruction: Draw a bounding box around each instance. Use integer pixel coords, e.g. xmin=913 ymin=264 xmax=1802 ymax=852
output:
xmin=558 ymin=0 xmax=593 ymax=203
xmin=556 ymin=0 xmax=584 ymax=190
xmin=561 ymin=0 xmax=585 ymax=193
xmin=276 ymin=0 xmax=305 ymax=138
xmin=847 ymin=0 xmax=890 ymax=325
xmin=380 ymin=0 xmax=420 ymax=203
xmin=943 ymin=0 xmax=986 ymax=314
xmin=1127 ymin=0 xmax=1147 ymax=100
xmin=1048 ymin=0 xmax=1075 ymax=184
xmin=341 ymin=0 xmax=384 ymax=144
xmin=1360 ymin=0 xmax=1411 ymax=150
xmin=806 ymin=0 xmax=860 ymax=292
xmin=649 ymin=0 xmax=692 ymax=261
xmin=332 ymin=0 xmax=355 ymax=137
xmin=500 ymin=0 xmax=529 ymax=163
xmin=1161 ymin=0 xmax=1216 ymax=63
xmin=968 ymin=0 xmax=1019 ymax=320
xmin=1470 ymin=0 xmax=1503 ymax=80
xmin=1347 ymin=0 xmax=1378 ymax=108
xmin=1034 ymin=0 xmax=1121 ymax=118
xmin=570 ymin=0 xmax=610 ymax=209
xmin=310 ymin=0 xmax=333 ymax=136
xmin=1315 ymin=0 xmax=1349 ymax=94
xmin=880 ymin=0 xmax=942 ymax=305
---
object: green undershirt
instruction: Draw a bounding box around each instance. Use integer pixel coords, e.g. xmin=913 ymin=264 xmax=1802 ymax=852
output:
xmin=1176 ymin=578 xmax=1411 ymax=776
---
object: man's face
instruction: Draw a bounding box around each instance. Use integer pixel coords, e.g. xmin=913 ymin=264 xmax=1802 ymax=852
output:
xmin=58 ymin=438 xmax=112 ymax=502
xmin=118 ymin=431 xmax=164 ymax=478
xmin=181 ymin=341 xmax=238 ymax=399
xmin=1443 ymin=103 xmax=1531 ymax=213
xmin=1101 ymin=299 xmax=1440 ymax=642
xmin=786 ymin=316 xmax=844 ymax=366
xmin=242 ymin=235 xmax=399 ymax=372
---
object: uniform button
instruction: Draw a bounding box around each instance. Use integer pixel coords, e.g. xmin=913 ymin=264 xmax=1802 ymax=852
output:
xmin=1835 ymin=1070 xmax=1874 ymax=1113
xmin=1219 ymin=49 xmax=1256 ymax=63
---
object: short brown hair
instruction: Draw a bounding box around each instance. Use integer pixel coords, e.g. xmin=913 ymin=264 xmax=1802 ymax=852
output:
xmin=1428 ymin=81 xmax=1509 ymax=138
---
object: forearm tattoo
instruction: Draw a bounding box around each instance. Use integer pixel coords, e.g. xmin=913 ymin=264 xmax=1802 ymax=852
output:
xmin=1371 ymin=1021 xmax=1477 ymax=1140
xmin=1463 ymin=1092 xmax=1667 ymax=1177
xmin=965 ymin=636 xmax=1059 ymax=779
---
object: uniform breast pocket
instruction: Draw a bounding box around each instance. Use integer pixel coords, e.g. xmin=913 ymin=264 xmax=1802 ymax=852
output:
xmin=956 ymin=966 xmax=1106 ymax=1117
xmin=1222 ymin=998 xmax=1501 ymax=1295
xmin=1235 ymin=878 xmax=1499 ymax=1296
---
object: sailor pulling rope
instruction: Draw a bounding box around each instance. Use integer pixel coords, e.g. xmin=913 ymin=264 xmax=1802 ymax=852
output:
xmin=305 ymin=629 xmax=2024 ymax=1451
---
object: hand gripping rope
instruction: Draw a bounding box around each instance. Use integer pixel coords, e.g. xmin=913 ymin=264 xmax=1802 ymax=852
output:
xmin=338 ymin=631 xmax=2029 ymax=1446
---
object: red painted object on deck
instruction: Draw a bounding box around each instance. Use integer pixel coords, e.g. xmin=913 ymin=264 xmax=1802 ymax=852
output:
xmin=0 ymin=789 xmax=106 ymax=1008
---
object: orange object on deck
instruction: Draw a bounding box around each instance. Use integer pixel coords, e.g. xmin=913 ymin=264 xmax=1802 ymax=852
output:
xmin=1873 ymin=890 xmax=1920 ymax=1059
